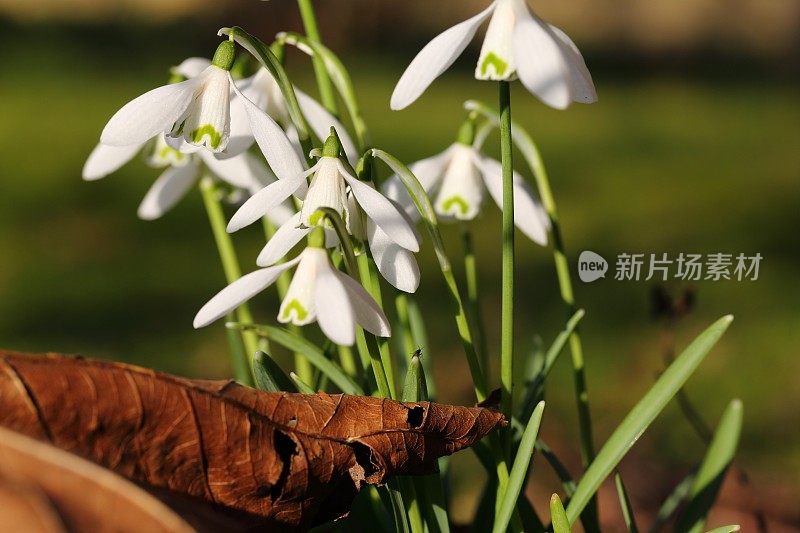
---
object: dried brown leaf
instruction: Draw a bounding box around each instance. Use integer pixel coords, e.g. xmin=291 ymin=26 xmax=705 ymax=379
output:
xmin=0 ymin=351 xmax=505 ymax=530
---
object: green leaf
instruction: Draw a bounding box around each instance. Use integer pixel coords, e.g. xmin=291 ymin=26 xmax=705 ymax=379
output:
xmin=219 ymin=26 xmax=311 ymax=144
xmin=676 ymin=399 xmax=743 ymax=533
xmin=614 ymin=472 xmax=639 ymax=533
xmin=565 ymin=315 xmax=734 ymax=523
xmin=550 ymin=493 xmax=571 ymax=533
xmin=651 ymin=471 xmax=696 ymax=531
xmin=290 ymin=371 xmax=315 ymax=394
xmin=401 ymin=354 xmax=424 ymax=402
xmin=703 ymin=526 xmax=740 ymax=533
xmin=227 ymin=322 xmax=363 ymax=395
xmin=519 ymin=309 xmax=585 ymax=421
xmin=492 ymin=401 xmax=546 ymax=533
xmin=253 ymin=350 xmax=297 ymax=392
xmin=316 ymin=207 xmax=359 ymax=277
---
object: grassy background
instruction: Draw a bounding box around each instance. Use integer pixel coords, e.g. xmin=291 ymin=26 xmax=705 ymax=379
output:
xmin=0 ymin=17 xmax=797 ymax=527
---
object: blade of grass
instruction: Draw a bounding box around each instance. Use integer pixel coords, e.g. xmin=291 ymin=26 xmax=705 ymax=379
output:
xmin=675 ymin=399 xmax=743 ymax=533
xmin=614 ymin=471 xmax=639 ymax=533
xmin=492 ymin=401 xmax=546 ymax=533
xmin=290 ymin=371 xmax=315 ymax=394
xmin=253 ymin=350 xmax=297 ymax=392
xmin=227 ymin=322 xmax=363 ymax=395
xmin=550 ymin=493 xmax=571 ymax=533
xmin=565 ymin=315 xmax=734 ymax=523
xmin=703 ymin=526 xmax=740 ymax=533
xmin=649 ymin=471 xmax=696 ymax=532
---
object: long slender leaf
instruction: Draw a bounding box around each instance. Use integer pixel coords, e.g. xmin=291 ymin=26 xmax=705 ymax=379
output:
xmin=615 ymin=472 xmax=639 ymax=533
xmin=703 ymin=526 xmax=740 ymax=533
xmin=649 ymin=472 xmax=696 ymax=532
xmin=520 ymin=309 xmax=585 ymax=421
xmin=550 ymin=494 xmax=572 ymax=533
xmin=565 ymin=315 xmax=734 ymax=523
xmin=290 ymin=371 xmax=315 ymax=394
xmin=253 ymin=350 xmax=297 ymax=392
xmin=227 ymin=322 xmax=363 ymax=395
xmin=675 ymin=399 xmax=743 ymax=533
xmin=492 ymin=401 xmax=546 ymax=533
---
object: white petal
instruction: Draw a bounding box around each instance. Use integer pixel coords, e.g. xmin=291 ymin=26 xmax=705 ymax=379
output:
xmin=475 ymin=0 xmax=517 ymax=80
xmin=333 ymin=267 xmax=392 ymax=337
xmin=199 ymin=150 xmax=264 ymax=191
xmin=434 ymin=144 xmax=485 ymax=220
xmin=174 ymin=66 xmax=231 ymax=152
xmin=547 ymin=24 xmax=598 ymax=104
xmin=367 ymin=219 xmax=420 ymax=293
xmin=226 ymin=164 xmax=313 ymax=232
xmin=163 ymin=135 xmax=203 ymax=155
xmin=511 ymin=5 xmax=572 ymax=109
xmin=82 ymin=142 xmax=143 ymax=181
xmin=296 ymin=88 xmax=359 ymax=164
xmin=101 ymin=79 xmax=198 ymax=146
xmin=137 ymin=161 xmax=200 ymax=220
xmin=174 ymin=57 xmax=211 ymax=79
xmin=314 ymin=264 xmax=356 ymax=346
xmin=148 ymin=134 xmax=192 ymax=168
xmin=390 ymin=2 xmax=496 ymax=110
xmin=340 ymin=163 xmax=420 ymax=252
xmin=300 ymin=157 xmax=349 ymax=227
xmin=382 ymin=145 xmax=453 ymax=218
xmin=213 ymin=90 xmax=256 ymax=160
xmin=477 ymin=156 xmax=549 ymax=245
xmin=257 ymin=213 xmax=310 ymax=267
xmin=229 ymin=73 xmax=306 ymax=188
xmin=278 ymin=249 xmax=325 ymax=326
xmin=194 ymin=259 xmax=299 ymax=328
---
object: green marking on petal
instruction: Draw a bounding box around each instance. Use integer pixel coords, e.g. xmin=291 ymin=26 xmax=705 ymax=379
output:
xmin=480 ymin=52 xmax=508 ymax=77
xmin=281 ymin=299 xmax=308 ymax=321
xmin=442 ymin=196 xmax=470 ymax=216
xmin=191 ymin=125 xmax=223 ymax=149
xmin=158 ymin=145 xmax=184 ymax=161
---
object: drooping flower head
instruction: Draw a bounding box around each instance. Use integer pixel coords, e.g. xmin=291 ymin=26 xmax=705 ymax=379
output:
xmin=391 ymin=0 xmax=597 ymax=110
xmin=384 ymin=117 xmax=550 ymax=245
xmin=194 ymin=228 xmax=390 ymax=346
xmin=227 ymin=129 xmax=422 ymax=293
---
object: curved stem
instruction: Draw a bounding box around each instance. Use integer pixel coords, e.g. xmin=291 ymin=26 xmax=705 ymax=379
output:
xmin=199 ymin=177 xmax=256 ymax=385
xmin=296 ymin=0 xmax=339 ymax=117
xmin=461 ymin=223 xmax=489 ymax=378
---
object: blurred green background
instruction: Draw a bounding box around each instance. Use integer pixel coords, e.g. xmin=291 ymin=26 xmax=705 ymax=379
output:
xmin=0 ymin=0 xmax=798 ymax=529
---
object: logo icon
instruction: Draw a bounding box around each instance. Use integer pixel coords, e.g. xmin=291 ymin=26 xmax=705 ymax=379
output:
xmin=578 ymin=251 xmax=608 ymax=283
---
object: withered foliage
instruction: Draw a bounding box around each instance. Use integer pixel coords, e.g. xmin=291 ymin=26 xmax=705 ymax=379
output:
xmin=0 ymin=351 xmax=504 ymax=531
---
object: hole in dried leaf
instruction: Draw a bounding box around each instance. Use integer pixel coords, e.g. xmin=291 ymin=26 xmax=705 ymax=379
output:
xmin=270 ymin=429 xmax=297 ymax=501
xmin=406 ymin=406 xmax=424 ymax=428
xmin=350 ymin=441 xmax=380 ymax=484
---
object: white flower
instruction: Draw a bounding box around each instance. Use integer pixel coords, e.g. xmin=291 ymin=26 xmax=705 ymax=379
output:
xmin=227 ymin=147 xmax=422 ymax=293
xmin=193 ymin=245 xmax=390 ymax=346
xmin=390 ymin=0 xmax=597 ymax=110
xmin=383 ymin=142 xmax=550 ymax=245
xmin=83 ymin=133 xmax=294 ymax=223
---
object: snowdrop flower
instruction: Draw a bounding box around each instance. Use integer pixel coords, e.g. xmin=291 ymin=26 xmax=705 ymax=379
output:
xmin=83 ymin=132 xmax=294 ymax=223
xmin=101 ymin=41 xmax=244 ymax=152
xmin=227 ymin=131 xmax=422 ymax=292
xmin=391 ymin=0 xmax=597 ymax=110
xmin=383 ymin=125 xmax=549 ymax=245
xmin=194 ymin=229 xmax=390 ymax=346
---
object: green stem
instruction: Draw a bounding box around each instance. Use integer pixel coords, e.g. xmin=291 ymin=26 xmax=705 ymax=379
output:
xmin=461 ymin=223 xmax=489 ymax=379
xmin=499 ymin=81 xmax=515 ymax=423
xmin=261 ymin=217 xmax=312 ymax=382
xmin=358 ymin=252 xmax=397 ymax=396
xmin=199 ymin=177 xmax=256 ymax=385
xmin=296 ymin=0 xmax=339 ymax=117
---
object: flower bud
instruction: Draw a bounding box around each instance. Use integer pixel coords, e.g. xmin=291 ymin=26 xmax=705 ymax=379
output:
xmin=212 ymin=40 xmax=236 ymax=71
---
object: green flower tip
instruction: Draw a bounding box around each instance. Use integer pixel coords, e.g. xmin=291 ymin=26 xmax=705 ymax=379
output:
xmin=322 ymin=129 xmax=342 ymax=158
xmin=212 ymin=40 xmax=236 ymax=71
xmin=307 ymin=226 xmax=326 ymax=248
xmin=456 ymin=118 xmax=476 ymax=146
